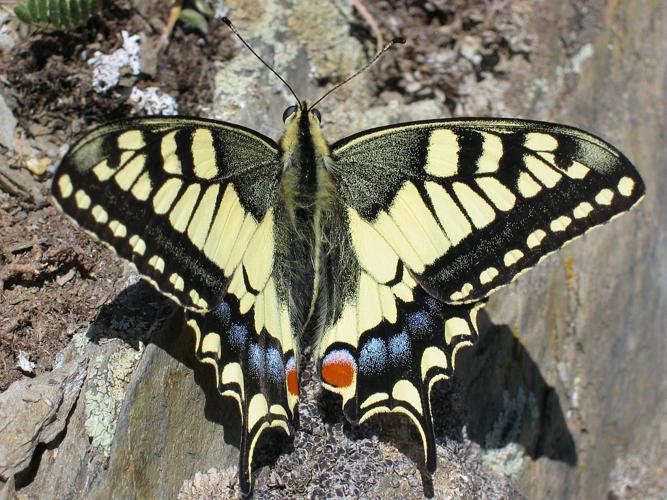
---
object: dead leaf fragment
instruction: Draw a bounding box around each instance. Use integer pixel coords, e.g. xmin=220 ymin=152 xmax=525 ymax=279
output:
xmin=56 ymin=268 xmax=76 ymax=287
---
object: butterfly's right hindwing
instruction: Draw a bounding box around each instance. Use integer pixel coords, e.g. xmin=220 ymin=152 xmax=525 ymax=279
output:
xmin=52 ymin=117 xmax=281 ymax=312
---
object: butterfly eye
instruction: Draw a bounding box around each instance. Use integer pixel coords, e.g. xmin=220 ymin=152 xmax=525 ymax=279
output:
xmin=282 ymin=105 xmax=298 ymax=122
xmin=311 ymin=108 xmax=322 ymax=122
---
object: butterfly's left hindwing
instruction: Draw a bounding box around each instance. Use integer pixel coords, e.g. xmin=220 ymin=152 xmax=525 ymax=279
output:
xmin=185 ymin=290 xmax=298 ymax=494
xmin=331 ymin=119 xmax=645 ymax=304
xmin=52 ymin=117 xmax=299 ymax=494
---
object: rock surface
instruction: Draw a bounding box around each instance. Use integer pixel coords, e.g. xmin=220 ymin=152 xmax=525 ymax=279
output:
xmin=488 ymin=2 xmax=667 ymax=498
xmin=0 ymin=359 xmax=85 ymax=481
xmin=0 ymin=94 xmax=16 ymax=151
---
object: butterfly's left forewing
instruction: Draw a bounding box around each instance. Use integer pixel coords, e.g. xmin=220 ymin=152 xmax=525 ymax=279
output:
xmin=52 ymin=117 xmax=299 ymax=493
xmin=52 ymin=117 xmax=281 ymax=311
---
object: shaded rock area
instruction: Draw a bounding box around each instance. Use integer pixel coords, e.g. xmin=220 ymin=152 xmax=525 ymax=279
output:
xmin=0 ymin=0 xmax=665 ymax=499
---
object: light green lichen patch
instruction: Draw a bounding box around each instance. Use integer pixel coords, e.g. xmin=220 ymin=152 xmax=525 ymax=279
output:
xmin=84 ymin=343 xmax=143 ymax=454
xmin=72 ymin=328 xmax=90 ymax=355
xmin=482 ymin=442 xmax=527 ymax=479
xmin=81 ymin=286 xmax=170 ymax=454
xmin=481 ymin=388 xmax=539 ymax=478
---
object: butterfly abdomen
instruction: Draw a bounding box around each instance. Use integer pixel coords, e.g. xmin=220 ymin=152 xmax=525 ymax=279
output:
xmin=276 ymin=105 xmax=338 ymax=336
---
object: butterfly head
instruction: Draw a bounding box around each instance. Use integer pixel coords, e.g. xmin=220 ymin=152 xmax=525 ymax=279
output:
xmin=281 ymin=101 xmax=322 ymax=126
xmin=280 ymin=101 xmax=329 ymax=160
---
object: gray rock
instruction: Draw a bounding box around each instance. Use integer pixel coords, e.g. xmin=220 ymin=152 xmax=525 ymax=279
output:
xmin=0 ymin=359 xmax=86 ymax=480
xmin=0 ymin=12 xmax=19 ymax=53
xmin=16 ymin=282 xmax=165 ymax=498
xmin=0 ymin=93 xmax=16 ymax=151
xmin=0 ymin=477 xmax=16 ymax=500
xmin=480 ymin=2 xmax=667 ymax=498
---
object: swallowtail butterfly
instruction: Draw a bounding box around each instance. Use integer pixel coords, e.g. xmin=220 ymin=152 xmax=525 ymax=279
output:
xmin=51 ymin=26 xmax=644 ymax=495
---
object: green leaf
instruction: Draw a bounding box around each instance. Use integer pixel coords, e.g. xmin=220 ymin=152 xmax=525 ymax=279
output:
xmin=26 ymin=0 xmax=39 ymax=20
xmin=59 ymin=0 xmax=70 ymax=28
xmin=78 ymin=0 xmax=89 ymax=20
xmin=69 ymin=0 xmax=81 ymax=27
xmin=14 ymin=5 xmax=32 ymax=23
xmin=178 ymin=8 xmax=209 ymax=33
xmin=48 ymin=0 xmax=62 ymax=28
xmin=38 ymin=0 xmax=48 ymax=20
xmin=13 ymin=0 xmax=100 ymax=28
xmin=80 ymin=0 xmax=96 ymax=20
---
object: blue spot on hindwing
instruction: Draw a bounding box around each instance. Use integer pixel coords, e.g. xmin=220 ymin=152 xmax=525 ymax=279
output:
xmin=408 ymin=310 xmax=433 ymax=337
xmin=214 ymin=301 xmax=231 ymax=327
xmin=248 ymin=343 xmax=263 ymax=376
xmin=424 ymin=295 xmax=441 ymax=313
xmin=266 ymin=347 xmax=284 ymax=382
xmin=229 ymin=323 xmax=247 ymax=349
xmin=388 ymin=331 xmax=411 ymax=366
xmin=359 ymin=338 xmax=387 ymax=375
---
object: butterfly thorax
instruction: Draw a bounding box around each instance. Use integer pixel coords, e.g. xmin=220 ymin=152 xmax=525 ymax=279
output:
xmin=279 ymin=104 xmax=332 ymax=218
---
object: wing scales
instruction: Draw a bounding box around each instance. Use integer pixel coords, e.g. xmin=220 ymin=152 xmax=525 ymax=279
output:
xmin=320 ymin=117 xmax=643 ymax=475
xmin=318 ymin=280 xmax=482 ymax=472
xmin=52 ymin=117 xmax=298 ymax=494
xmin=186 ymin=276 xmax=298 ymax=494
xmin=318 ymin=201 xmax=481 ymax=472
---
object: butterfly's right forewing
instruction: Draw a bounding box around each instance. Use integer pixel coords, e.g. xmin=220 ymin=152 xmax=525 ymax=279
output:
xmin=331 ymin=119 xmax=644 ymax=304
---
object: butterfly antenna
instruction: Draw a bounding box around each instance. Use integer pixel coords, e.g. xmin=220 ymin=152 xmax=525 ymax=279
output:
xmin=222 ymin=17 xmax=301 ymax=105
xmin=309 ymin=37 xmax=406 ymax=110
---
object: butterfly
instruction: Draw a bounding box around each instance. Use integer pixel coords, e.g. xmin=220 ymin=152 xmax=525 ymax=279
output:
xmin=50 ymin=28 xmax=644 ymax=496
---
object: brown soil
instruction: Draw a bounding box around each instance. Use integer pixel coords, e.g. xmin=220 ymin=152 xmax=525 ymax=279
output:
xmin=0 ymin=190 xmax=130 ymax=389
xmin=360 ymin=0 xmax=533 ymax=112
xmin=0 ymin=0 xmax=235 ymax=390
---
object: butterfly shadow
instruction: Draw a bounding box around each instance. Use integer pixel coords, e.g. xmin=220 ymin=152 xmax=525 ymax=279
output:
xmin=85 ymin=280 xmax=269 ymax=471
xmin=435 ymin=308 xmax=578 ymax=466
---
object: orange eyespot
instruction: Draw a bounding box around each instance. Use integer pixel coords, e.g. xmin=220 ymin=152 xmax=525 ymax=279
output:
xmin=286 ymin=356 xmax=299 ymax=396
xmin=321 ymin=349 xmax=356 ymax=388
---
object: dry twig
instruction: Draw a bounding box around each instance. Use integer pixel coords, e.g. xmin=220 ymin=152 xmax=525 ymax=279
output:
xmin=350 ymin=0 xmax=384 ymax=53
